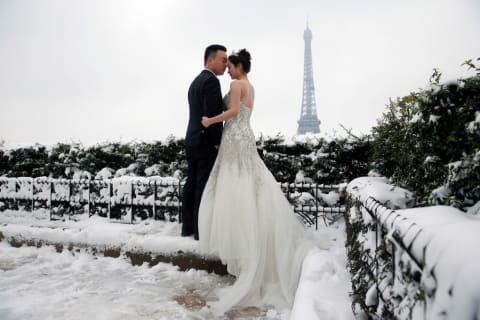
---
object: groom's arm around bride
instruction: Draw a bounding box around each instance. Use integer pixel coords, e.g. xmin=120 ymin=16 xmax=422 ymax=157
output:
xmin=182 ymin=44 xmax=227 ymax=240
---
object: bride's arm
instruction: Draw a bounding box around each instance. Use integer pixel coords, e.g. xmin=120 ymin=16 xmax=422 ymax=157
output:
xmin=202 ymin=81 xmax=241 ymax=128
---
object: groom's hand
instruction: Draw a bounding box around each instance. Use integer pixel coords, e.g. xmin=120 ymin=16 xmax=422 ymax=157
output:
xmin=201 ymin=116 xmax=211 ymax=128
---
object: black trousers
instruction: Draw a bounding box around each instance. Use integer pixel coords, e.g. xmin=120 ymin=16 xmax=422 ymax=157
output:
xmin=181 ymin=145 xmax=217 ymax=240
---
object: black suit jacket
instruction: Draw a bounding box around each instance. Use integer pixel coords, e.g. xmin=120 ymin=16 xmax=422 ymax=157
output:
xmin=185 ymin=70 xmax=223 ymax=152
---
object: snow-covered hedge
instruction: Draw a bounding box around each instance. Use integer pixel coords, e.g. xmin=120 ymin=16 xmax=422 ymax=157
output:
xmin=0 ymin=135 xmax=371 ymax=187
xmin=371 ymin=63 xmax=480 ymax=213
xmin=0 ymin=139 xmax=186 ymax=180
xmin=345 ymin=177 xmax=480 ymax=319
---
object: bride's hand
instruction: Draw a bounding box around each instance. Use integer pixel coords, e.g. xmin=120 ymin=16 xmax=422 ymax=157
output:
xmin=201 ymin=116 xmax=211 ymax=128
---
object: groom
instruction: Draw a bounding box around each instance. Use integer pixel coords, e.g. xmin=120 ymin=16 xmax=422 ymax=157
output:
xmin=182 ymin=44 xmax=227 ymax=240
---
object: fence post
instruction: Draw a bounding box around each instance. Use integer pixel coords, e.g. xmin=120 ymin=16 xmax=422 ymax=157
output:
xmin=68 ymin=180 xmax=73 ymax=220
xmin=88 ymin=180 xmax=91 ymax=217
xmin=31 ymin=179 xmax=35 ymax=213
xmin=108 ymin=180 xmax=112 ymax=219
xmin=14 ymin=180 xmax=19 ymax=210
xmin=49 ymin=180 xmax=53 ymax=220
xmin=130 ymin=181 xmax=134 ymax=223
xmin=153 ymin=180 xmax=157 ymax=220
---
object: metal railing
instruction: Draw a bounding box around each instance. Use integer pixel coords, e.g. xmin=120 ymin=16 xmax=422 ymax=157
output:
xmin=347 ymin=195 xmax=480 ymax=319
xmin=355 ymin=196 xmax=427 ymax=319
xmin=0 ymin=177 xmax=345 ymax=228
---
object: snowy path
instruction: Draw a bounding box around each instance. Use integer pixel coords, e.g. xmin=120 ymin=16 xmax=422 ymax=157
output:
xmin=0 ymin=212 xmax=353 ymax=320
xmin=0 ymin=241 xmax=236 ymax=320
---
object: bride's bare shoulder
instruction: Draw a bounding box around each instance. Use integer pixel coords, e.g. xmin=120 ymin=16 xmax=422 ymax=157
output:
xmin=232 ymin=79 xmax=252 ymax=89
xmin=229 ymin=80 xmax=242 ymax=91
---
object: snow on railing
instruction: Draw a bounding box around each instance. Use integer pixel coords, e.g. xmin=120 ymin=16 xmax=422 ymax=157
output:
xmin=346 ymin=177 xmax=480 ymax=320
xmin=0 ymin=177 xmax=181 ymax=223
xmin=0 ymin=177 xmax=345 ymax=227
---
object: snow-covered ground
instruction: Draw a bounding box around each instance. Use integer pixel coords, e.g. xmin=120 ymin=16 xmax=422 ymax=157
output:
xmin=0 ymin=241 xmax=232 ymax=320
xmin=0 ymin=211 xmax=354 ymax=320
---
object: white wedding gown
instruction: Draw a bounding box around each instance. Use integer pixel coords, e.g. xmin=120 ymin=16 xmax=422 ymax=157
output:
xmin=198 ymin=95 xmax=314 ymax=315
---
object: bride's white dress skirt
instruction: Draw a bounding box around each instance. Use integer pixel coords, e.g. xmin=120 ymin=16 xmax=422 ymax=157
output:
xmin=199 ymin=100 xmax=314 ymax=315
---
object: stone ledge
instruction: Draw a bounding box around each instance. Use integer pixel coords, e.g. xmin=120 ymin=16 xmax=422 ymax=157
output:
xmin=0 ymin=229 xmax=228 ymax=276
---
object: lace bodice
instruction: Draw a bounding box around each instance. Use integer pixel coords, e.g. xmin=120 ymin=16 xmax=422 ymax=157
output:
xmin=222 ymin=94 xmax=254 ymax=137
xmin=218 ymin=95 xmax=257 ymax=170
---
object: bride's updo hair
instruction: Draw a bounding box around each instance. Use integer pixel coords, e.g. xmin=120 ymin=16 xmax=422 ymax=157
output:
xmin=228 ymin=49 xmax=251 ymax=73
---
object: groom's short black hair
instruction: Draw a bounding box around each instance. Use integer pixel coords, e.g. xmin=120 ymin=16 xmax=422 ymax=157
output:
xmin=204 ymin=44 xmax=227 ymax=65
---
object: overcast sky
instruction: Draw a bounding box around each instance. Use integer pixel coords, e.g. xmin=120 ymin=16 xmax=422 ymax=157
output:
xmin=1 ymin=0 xmax=479 ymax=146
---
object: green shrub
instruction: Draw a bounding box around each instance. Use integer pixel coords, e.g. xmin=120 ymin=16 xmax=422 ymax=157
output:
xmin=371 ymin=59 xmax=480 ymax=210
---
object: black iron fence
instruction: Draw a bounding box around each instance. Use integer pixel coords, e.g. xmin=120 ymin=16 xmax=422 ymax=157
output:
xmin=345 ymin=195 xmax=480 ymax=319
xmin=0 ymin=177 xmax=345 ymax=229
xmin=346 ymin=196 xmax=426 ymax=319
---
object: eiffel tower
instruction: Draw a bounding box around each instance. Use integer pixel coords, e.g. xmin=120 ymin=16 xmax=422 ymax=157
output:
xmin=297 ymin=23 xmax=321 ymax=134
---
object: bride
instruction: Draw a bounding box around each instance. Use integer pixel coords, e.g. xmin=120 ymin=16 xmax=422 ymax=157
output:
xmin=198 ymin=49 xmax=313 ymax=315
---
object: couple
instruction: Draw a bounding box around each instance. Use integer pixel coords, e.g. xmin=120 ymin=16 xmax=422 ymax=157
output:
xmin=182 ymin=45 xmax=313 ymax=315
